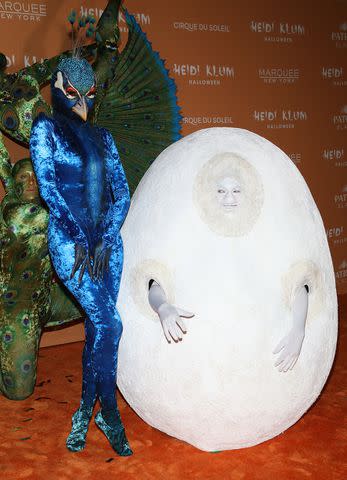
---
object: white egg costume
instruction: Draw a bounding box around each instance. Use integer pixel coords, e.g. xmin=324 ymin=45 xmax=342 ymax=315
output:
xmin=117 ymin=128 xmax=337 ymax=451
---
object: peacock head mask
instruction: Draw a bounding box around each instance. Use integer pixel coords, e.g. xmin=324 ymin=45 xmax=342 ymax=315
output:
xmin=51 ymin=57 xmax=96 ymax=121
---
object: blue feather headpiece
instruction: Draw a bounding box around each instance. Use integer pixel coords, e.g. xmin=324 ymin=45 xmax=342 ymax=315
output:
xmin=56 ymin=58 xmax=95 ymax=94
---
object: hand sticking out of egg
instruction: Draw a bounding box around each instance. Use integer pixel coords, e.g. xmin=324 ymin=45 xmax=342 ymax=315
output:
xmin=148 ymin=280 xmax=194 ymax=343
xmin=273 ymin=284 xmax=308 ymax=372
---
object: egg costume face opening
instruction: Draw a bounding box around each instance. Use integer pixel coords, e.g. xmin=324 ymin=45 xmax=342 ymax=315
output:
xmin=193 ymin=151 xmax=264 ymax=237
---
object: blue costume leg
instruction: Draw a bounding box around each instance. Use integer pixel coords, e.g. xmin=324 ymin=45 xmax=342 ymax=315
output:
xmin=48 ymin=223 xmax=130 ymax=455
xmin=47 ymin=224 xmax=95 ymax=451
xmin=91 ymin=237 xmax=131 ymax=456
xmin=95 ymin=235 xmax=123 ymax=411
xmin=81 ymin=318 xmax=97 ymax=409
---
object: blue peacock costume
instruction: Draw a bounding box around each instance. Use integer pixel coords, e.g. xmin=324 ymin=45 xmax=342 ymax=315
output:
xmin=0 ymin=0 xmax=181 ymax=403
xmin=30 ymin=57 xmax=132 ymax=455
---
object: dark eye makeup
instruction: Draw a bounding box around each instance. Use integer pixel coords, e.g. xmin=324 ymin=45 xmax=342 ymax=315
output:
xmin=66 ymin=87 xmax=78 ymax=97
xmin=86 ymin=86 xmax=97 ymax=97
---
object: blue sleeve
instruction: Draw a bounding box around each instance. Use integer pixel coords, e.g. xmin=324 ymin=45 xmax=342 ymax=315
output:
xmin=29 ymin=114 xmax=87 ymax=246
xmin=102 ymin=129 xmax=130 ymax=247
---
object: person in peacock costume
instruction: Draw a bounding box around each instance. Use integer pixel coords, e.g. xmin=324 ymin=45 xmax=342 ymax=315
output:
xmin=0 ymin=0 xmax=181 ymax=401
xmin=30 ymin=53 xmax=133 ymax=456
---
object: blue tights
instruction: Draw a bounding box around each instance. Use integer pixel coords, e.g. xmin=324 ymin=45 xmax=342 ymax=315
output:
xmin=48 ymin=222 xmax=131 ymax=454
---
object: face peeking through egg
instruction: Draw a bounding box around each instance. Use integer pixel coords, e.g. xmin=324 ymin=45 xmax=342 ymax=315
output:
xmin=193 ymin=152 xmax=264 ymax=237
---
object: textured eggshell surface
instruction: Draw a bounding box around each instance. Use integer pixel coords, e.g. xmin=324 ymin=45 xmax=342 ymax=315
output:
xmin=117 ymin=127 xmax=337 ymax=451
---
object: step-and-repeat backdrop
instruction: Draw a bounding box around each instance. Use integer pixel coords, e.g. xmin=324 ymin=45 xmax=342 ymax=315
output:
xmin=0 ymin=0 xmax=346 ymax=344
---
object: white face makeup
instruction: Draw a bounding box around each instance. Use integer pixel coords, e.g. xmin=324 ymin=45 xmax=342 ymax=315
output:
xmin=216 ymin=176 xmax=242 ymax=212
xmin=193 ymin=152 xmax=264 ymax=237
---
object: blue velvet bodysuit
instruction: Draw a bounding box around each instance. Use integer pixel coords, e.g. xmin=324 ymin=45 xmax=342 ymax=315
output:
xmin=30 ymin=112 xmax=130 ymax=415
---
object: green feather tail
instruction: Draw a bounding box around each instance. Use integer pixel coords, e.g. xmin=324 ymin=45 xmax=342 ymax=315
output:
xmin=95 ymin=9 xmax=182 ymax=195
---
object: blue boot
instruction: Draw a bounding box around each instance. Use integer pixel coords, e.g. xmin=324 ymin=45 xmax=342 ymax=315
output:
xmin=66 ymin=405 xmax=93 ymax=452
xmin=95 ymin=409 xmax=133 ymax=456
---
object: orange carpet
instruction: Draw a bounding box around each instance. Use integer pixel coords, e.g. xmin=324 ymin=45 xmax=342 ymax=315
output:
xmin=0 ymin=296 xmax=346 ymax=480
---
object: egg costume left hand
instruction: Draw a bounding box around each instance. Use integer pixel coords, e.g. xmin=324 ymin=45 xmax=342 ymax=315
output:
xmin=30 ymin=57 xmax=132 ymax=455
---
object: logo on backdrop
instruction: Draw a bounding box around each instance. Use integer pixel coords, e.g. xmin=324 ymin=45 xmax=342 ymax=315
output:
xmin=258 ymin=67 xmax=300 ymax=84
xmin=331 ymin=22 xmax=347 ymax=48
xmin=327 ymin=226 xmax=347 ymax=245
xmin=322 ymin=147 xmax=346 ymax=167
xmin=321 ymin=66 xmax=346 ymax=86
xmin=288 ymin=153 xmax=302 ymax=165
xmin=321 ymin=67 xmax=346 ymax=86
xmin=252 ymin=109 xmax=308 ymax=129
xmin=172 ymin=21 xmax=231 ymax=33
xmin=250 ymin=21 xmax=306 ymax=43
xmin=5 ymin=54 xmax=44 ymax=68
xmin=334 ymin=185 xmax=347 ymax=209
xmin=172 ymin=64 xmax=235 ymax=86
xmin=0 ymin=2 xmax=47 ymax=21
xmin=79 ymin=6 xmax=150 ymax=31
xmin=336 ymin=259 xmax=347 ymax=286
xmin=23 ymin=55 xmax=44 ymax=67
xmin=332 ymin=106 xmax=347 ymax=130
xmin=183 ymin=116 xmax=234 ymax=127
xmin=5 ymin=54 xmax=15 ymax=67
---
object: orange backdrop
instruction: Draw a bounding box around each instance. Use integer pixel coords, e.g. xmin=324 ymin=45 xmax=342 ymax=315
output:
xmin=0 ymin=0 xmax=346 ymax=311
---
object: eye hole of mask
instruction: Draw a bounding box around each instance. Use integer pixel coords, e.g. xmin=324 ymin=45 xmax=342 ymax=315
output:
xmin=65 ymin=86 xmax=78 ymax=98
xmin=86 ymin=86 xmax=96 ymax=98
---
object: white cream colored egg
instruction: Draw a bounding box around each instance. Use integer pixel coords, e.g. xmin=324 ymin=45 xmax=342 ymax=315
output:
xmin=117 ymin=128 xmax=337 ymax=451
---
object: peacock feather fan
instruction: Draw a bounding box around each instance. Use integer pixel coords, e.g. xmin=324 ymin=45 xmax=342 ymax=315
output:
xmin=94 ymin=9 xmax=182 ymax=195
